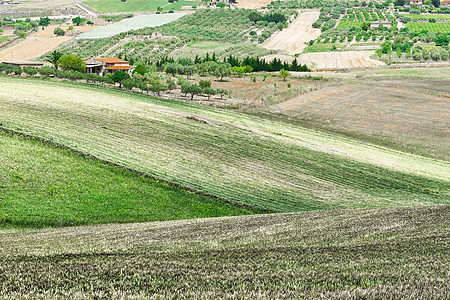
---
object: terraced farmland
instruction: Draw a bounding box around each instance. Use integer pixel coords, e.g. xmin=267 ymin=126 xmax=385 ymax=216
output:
xmin=0 ymin=77 xmax=448 ymax=213
xmin=1 ymin=205 xmax=448 ymax=298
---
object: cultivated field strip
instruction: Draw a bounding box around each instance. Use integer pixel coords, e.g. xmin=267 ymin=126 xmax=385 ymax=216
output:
xmin=0 ymin=206 xmax=448 ymax=298
xmin=0 ymin=78 xmax=448 ymax=211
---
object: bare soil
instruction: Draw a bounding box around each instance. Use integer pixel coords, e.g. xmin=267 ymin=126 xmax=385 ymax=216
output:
xmin=232 ymin=0 xmax=273 ymax=9
xmin=261 ymin=77 xmax=450 ymax=160
xmin=0 ymin=25 xmax=99 ymax=62
xmin=299 ymin=51 xmax=385 ymax=69
xmin=263 ymin=11 xmax=321 ymax=55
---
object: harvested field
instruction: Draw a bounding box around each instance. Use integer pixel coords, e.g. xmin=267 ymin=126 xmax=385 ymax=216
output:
xmin=0 ymin=25 xmax=98 ymax=62
xmin=0 ymin=0 xmax=79 ymax=10
xmin=263 ymin=11 xmax=321 ymax=55
xmin=262 ymin=76 xmax=450 ymax=160
xmin=233 ymin=0 xmax=273 ymax=9
xmin=0 ymin=131 xmax=256 ymax=229
xmin=0 ymin=77 xmax=448 ymax=213
xmin=299 ymin=51 xmax=385 ymax=69
xmin=0 ymin=36 xmax=70 ymax=62
xmin=0 ymin=205 xmax=449 ymax=298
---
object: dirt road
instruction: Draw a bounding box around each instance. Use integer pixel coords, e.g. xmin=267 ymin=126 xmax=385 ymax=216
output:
xmin=263 ymin=11 xmax=321 ymax=55
xmin=299 ymin=51 xmax=385 ymax=69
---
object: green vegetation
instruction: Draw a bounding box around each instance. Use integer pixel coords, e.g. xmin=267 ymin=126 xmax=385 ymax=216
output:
xmin=406 ymin=22 xmax=450 ymax=33
xmin=0 ymin=77 xmax=448 ymax=213
xmin=1 ymin=205 xmax=448 ymax=298
xmin=85 ymin=0 xmax=168 ymax=13
xmin=404 ymin=14 xmax=450 ymax=20
xmin=0 ymin=131 xmax=255 ymax=229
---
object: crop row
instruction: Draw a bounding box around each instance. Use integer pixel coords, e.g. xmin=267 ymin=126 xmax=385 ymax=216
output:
xmin=406 ymin=22 xmax=450 ymax=33
xmin=0 ymin=78 xmax=448 ymax=213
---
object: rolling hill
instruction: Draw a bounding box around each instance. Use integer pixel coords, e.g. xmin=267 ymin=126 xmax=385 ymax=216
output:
xmin=0 ymin=77 xmax=448 ymax=213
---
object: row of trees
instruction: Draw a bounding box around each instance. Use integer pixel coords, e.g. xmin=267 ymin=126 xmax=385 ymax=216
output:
xmin=157 ymin=54 xmax=310 ymax=79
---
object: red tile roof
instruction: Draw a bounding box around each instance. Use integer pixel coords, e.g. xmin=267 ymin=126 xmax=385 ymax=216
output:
xmin=105 ymin=65 xmax=135 ymax=70
xmin=96 ymin=58 xmax=129 ymax=64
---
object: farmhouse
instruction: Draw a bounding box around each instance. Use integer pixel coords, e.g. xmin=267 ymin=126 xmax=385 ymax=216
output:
xmin=441 ymin=0 xmax=450 ymax=7
xmin=370 ymin=21 xmax=392 ymax=29
xmin=83 ymin=57 xmax=135 ymax=75
xmin=2 ymin=61 xmax=44 ymax=68
xmin=409 ymin=0 xmax=423 ymax=6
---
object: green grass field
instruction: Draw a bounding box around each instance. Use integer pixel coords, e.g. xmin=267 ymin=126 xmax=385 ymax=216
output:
xmin=406 ymin=22 xmax=450 ymax=33
xmin=1 ymin=205 xmax=448 ymax=298
xmin=0 ymin=77 xmax=448 ymax=213
xmin=84 ymin=0 xmax=198 ymax=13
xmin=0 ymin=131 xmax=256 ymax=229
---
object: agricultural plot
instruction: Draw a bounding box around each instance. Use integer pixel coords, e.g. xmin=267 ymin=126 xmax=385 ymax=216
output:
xmin=299 ymin=50 xmax=384 ymax=69
xmin=84 ymin=0 xmax=189 ymax=13
xmin=264 ymin=75 xmax=450 ymax=161
xmin=404 ymin=14 xmax=450 ymax=20
xmin=1 ymin=205 xmax=448 ymax=298
xmin=406 ymin=22 xmax=450 ymax=33
xmin=233 ymin=0 xmax=273 ymax=9
xmin=0 ymin=77 xmax=448 ymax=213
xmin=0 ymin=132 xmax=254 ymax=229
xmin=263 ymin=11 xmax=321 ymax=55
xmin=77 ymin=13 xmax=188 ymax=39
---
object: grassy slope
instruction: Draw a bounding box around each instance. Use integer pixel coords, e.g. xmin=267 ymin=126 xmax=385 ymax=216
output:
xmin=0 ymin=205 xmax=448 ymax=298
xmin=0 ymin=77 xmax=448 ymax=212
xmin=0 ymin=132 xmax=256 ymax=229
xmin=84 ymin=0 xmax=197 ymax=12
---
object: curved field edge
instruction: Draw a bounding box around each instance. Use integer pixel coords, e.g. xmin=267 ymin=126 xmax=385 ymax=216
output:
xmin=0 ymin=205 xmax=448 ymax=298
xmin=0 ymin=77 xmax=448 ymax=212
xmin=0 ymin=131 xmax=258 ymax=229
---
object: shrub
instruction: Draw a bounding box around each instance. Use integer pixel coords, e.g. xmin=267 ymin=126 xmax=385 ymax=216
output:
xmin=430 ymin=48 xmax=440 ymax=60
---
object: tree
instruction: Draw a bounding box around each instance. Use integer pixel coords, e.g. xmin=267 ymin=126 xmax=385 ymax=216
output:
xmin=214 ymin=63 xmax=232 ymax=81
xmin=132 ymin=64 xmax=148 ymax=75
xmin=149 ymin=83 xmax=168 ymax=96
xmin=38 ymin=17 xmax=50 ymax=26
xmin=216 ymin=87 xmax=231 ymax=99
xmin=199 ymin=80 xmax=211 ymax=90
xmin=431 ymin=0 xmax=440 ymax=7
xmin=187 ymin=84 xmax=202 ymax=100
xmin=279 ymin=69 xmax=290 ymax=81
xmin=72 ymin=17 xmax=86 ymax=26
xmin=203 ymin=87 xmax=216 ymax=100
xmin=57 ymin=54 xmax=86 ymax=72
xmin=232 ymin=66 xmax=245 ymax=77
xmin=23 ymin=67 xmax=38 ymax=76
xmin=39 ymin=66 xmax=56 ymax=77
xmin=165 ymin=63 xmax=179 ymax=76
xmin=166 ymin=78 xmax=176 ymax=92
xmin=434 ymin=34 xmax=449 ymax=46
xmin=54 ymin=27 xmax=65 ymax=36
xmin=111 ymin=71 xmax=130 ymax=88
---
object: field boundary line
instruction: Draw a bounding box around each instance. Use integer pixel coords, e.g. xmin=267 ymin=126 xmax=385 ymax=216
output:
xmin=0 ymin=126 xmax=272 ymax=214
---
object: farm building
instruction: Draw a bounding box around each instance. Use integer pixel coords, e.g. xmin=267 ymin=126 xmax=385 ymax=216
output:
xmin=84 ymin=57 xmax=135 ymax=75
xmin=370 ymin=21 xmax=392 ymax=29
xmin=2 ymin=61 xmax=44 ymax=68
xmin=409 ymin=0 xmax=423 ymax=6
xmin=441 ymin=0 xmax=450 ymax=7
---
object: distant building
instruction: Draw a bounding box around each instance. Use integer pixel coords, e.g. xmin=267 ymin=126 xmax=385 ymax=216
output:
xmin=409 ymin=0 xmax=423 ymax=6
xmin=83 ymin=57 xmax=135 ymax=75
xmin=2 ymin=61 xmax=44 ymax=68
xmin=441 ymin=0 xmax=450 ymax=7
xmin=152 ymin=31 xmax=163 ymax=39
xmin=91 ymin=18 xmax=108 ymax=26
xmin=370 ymin=21 xmax=392 ymax=29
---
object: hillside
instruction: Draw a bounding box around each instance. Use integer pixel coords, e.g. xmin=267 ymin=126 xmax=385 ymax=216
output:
xmin=0 ymin=131 xmax=256 ymax=229
xmin=1 ymin=205 xmax=448 ymax=298
xmin=0 ymin=77 xmax=448 ymax=213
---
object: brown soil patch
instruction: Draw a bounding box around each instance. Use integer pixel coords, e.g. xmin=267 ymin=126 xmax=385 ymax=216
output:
xmin=266 ymin=79 xmax=450 ymax=160
xmin=0 ymin=25 xmax=99 ymax=62
xmin=299 ymin=51 xmax=385 ymax=69
xmin=263 ymin=11 xmax=321 ymax=55
xmin=233 ymin=0 xmax=273 ymax=9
